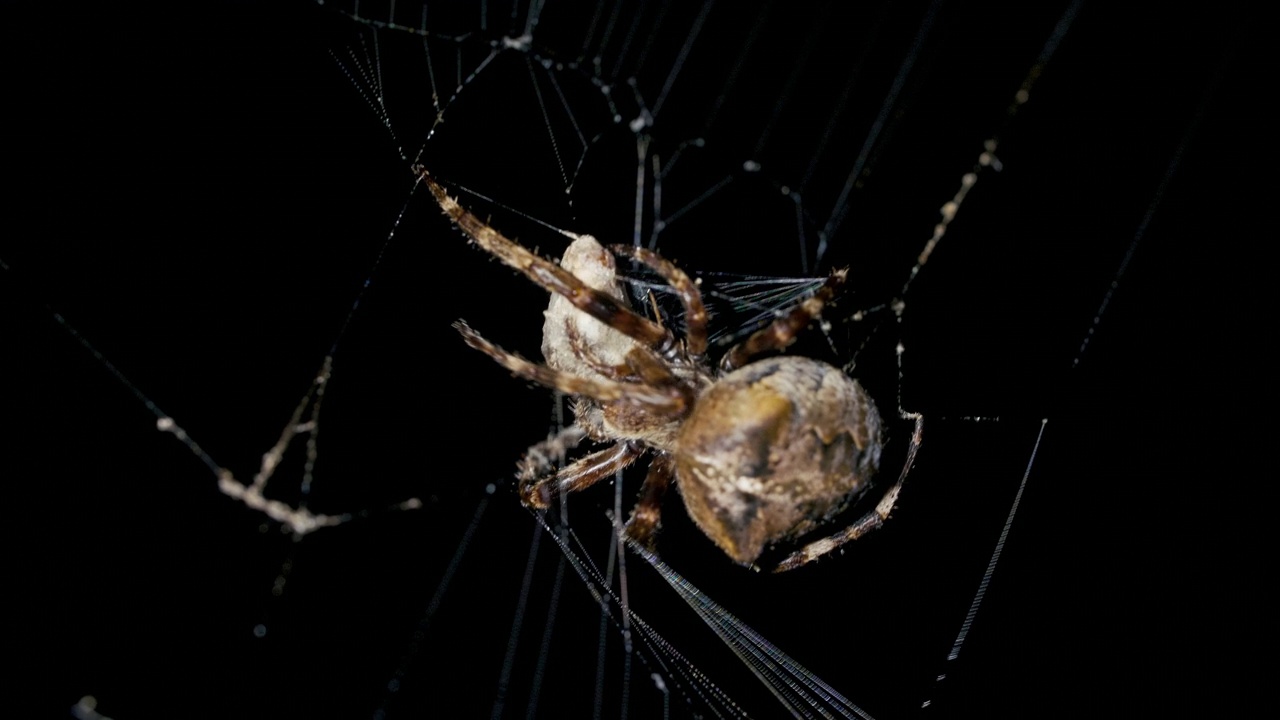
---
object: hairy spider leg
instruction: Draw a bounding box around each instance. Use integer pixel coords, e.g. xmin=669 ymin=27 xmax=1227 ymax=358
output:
xmin=519 ymin=441 xmax=644 ymax=509
xmin=719 ymin=268 xmax=849 ymax=371
xmin=562 ymin=323 xmax=638 ymax=380
xmin=608 ymin=244 xmax=709 ymax=358
xmin=506 ymin=340 xmax=684 ymax=509
xmin=453 ymin=321 xmax=689 ymax=414
xmin=761 ymin=147 xmax=996 ymax=570
xmin=622 ymin=453 xmax=675 ymax=548
xmin=772 ymin=414 xmax=924 ymax=572
xmin=561 ymin=323 xmax=689 ymax=391
xmin=420 ymin=168 xmax=675 ymax=355
xmin=517 ymin=426 xmax=588 ymax=483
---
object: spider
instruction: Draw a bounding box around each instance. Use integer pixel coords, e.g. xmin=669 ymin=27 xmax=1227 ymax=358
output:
xmin=420 ymin=167 xmax=923 ymax=571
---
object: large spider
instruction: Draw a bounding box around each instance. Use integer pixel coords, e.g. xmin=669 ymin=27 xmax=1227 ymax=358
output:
xmin=422 ymin=168 xmax=923 ymax=571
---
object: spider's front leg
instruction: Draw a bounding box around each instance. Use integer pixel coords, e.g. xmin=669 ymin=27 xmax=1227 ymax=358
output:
xmin=421 ymin=169 xmax=675 ymax=355
xmin=516 ymin=426 xmax=588 ymax=487
xmin=454 ymin=321 xmax=690 ymax=414
xmin=519 ymin=440 xmax=644 ymax=509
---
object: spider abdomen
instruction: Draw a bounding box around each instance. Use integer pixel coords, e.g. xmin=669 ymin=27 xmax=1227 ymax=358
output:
xmin=674 ymin=356 xmax=883 ymax=565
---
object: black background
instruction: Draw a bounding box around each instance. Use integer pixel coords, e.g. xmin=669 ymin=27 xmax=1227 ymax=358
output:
xmin=4 ymin=1 xmax=1268 ymax=718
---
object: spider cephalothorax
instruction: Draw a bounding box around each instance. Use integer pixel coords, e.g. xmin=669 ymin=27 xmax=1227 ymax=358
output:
xmin=423 ymin=167 xmax=921 ymax=571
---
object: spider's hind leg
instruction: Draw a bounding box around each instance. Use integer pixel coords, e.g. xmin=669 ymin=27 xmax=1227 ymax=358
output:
xmin=772 ymin=414 xmax=924 ymax=572
xmin=454 ymin=321 xmax=689 ymax=414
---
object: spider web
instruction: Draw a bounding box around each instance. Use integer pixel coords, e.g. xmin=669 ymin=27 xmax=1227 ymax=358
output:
xmin=4 ymin=1 xmax=1266 ymax=718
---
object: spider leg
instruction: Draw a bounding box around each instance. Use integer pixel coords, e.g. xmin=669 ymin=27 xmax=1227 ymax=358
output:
xmin=421 ymin=169 xmax=674 ymax=354
xmin=609 ymin=245 xmax=709 ymax=358
xmin=772 ymin=413 xmax=924 ymax=572
xmin=564 ymin=323 xmax=644 ymax=380
xmin=519 ymin=441 xmax=644 ymax=509
xmin=622 ymin=344 xmax=684 ymax=387
xmin=455 ymin=321 xmax=690 ymax=414
xmin=720 ymin=268 xmax=848 ymax=371
xmin=563 ymin=320 xmax=688 ymax=395
xmin=564 ymin=327 xmax=633 ymax=379
xmin=517 ymin=425 xmax=588 ymax=485
xmin=623 ymin=453 xmax=674 ymax=548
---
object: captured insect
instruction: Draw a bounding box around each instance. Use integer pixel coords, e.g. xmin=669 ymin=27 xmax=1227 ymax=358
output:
xmin=421 ymin=168 xmax=923 ymax=571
